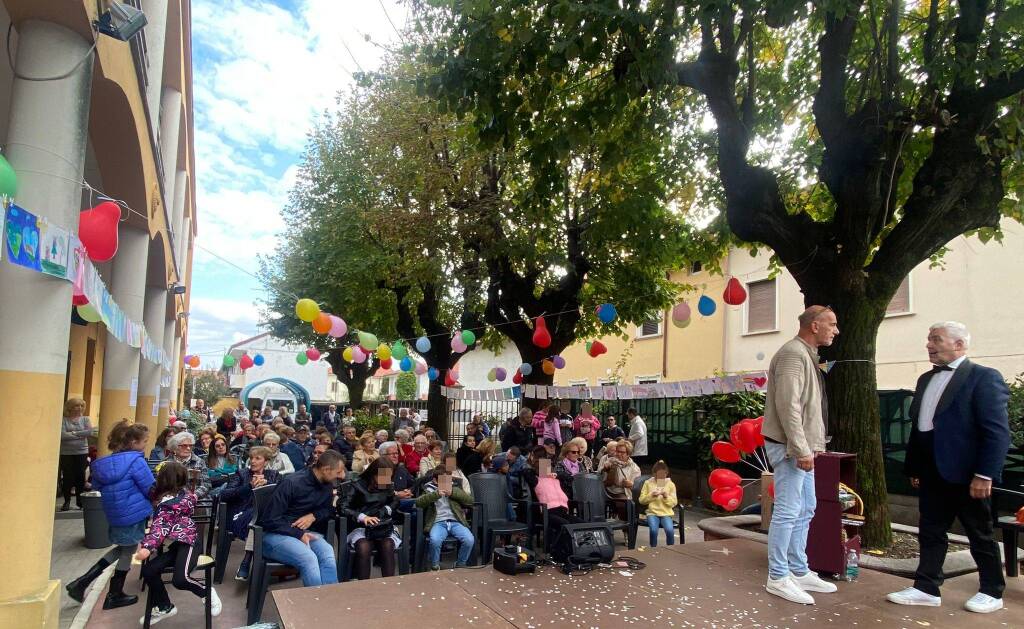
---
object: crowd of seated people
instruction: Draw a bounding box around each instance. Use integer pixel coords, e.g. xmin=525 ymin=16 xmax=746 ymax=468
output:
xmin=70 ymin=402 xmax=669 ymax=624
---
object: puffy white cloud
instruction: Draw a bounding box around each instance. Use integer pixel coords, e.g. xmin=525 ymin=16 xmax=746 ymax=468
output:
xmin=188 ymin=0 xmax=408 ymax=354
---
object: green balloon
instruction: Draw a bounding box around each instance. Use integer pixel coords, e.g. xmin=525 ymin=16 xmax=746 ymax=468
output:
xmin=0 ymin=154 xmax=17 ymax=198
xmin=222 ymin=355 xmax=236 ymax=368
xmin=391 ymin=341 xmax=408 ymax=359
xmin=296 ymin=352 xmax=309 ymax=365
xmin=461 ymin=330 xmax=476 ymax=345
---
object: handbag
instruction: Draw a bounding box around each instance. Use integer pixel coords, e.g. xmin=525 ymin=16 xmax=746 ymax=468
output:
xmin=365 ymin=517 xmax=394 ymax=540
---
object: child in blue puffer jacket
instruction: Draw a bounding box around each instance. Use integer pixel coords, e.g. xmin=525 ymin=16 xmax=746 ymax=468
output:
xmin=65 ymin=420 xmax=154 ymax=610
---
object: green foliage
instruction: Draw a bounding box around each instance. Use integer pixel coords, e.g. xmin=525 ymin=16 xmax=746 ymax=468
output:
xmin=183 ymin=371 xmax=231 ymax=413
xmin=351 ymin=410 xmax=391 ymax=436
xmin=674 ymin=391 xmax=766 ymax=466
xmin=1008 ymin=373 xmax=1024 ymax=448
xmin=396 ymin=372 xmax=418 ymax=400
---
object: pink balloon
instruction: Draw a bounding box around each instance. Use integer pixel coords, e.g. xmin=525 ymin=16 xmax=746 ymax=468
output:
xmin=414 ymin=361 xmax=428 ymax=375
xmin=451 ymin=335 xmax=467 ymax=353
xmin=305 ymin=348 xmax=321 ymax=361
xmin=351 ymin=346 xmax=366 ymax=363
xmin=328 ymin=315 xmax=347 ymax=338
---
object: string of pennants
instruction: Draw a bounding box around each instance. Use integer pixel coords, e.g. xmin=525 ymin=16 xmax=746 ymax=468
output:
xmin=2 ymin=204 xmax=172 ymax=378
xmin=441 ymin=371 xmax=768 ymax=401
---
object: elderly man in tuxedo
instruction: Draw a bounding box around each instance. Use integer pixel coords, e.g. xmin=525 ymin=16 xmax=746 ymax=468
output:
xmin=887 ymin=322 xmax=1010 ymax=614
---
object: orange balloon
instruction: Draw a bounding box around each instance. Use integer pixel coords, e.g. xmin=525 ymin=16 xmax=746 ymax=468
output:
xmin=312 ymin=312 xmax=332 ymax=334
xmin=187 ymin=355 xmax=200 ymax=368
xmin=542 ymin=359 xmax=556 ymax=375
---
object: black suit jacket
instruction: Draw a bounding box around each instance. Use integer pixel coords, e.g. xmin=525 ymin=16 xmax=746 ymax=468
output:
xmin=904 ymin=359 xmax=1011 ymax=484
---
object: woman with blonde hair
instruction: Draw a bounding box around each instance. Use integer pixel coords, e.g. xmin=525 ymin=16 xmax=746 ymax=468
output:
xmin=352 ymin=434 xmax=380 ymax=474
xmin=59 ymin=397 xmax=96 ymax=511
xmin=600 ymin=438 xmax=641 ymax=520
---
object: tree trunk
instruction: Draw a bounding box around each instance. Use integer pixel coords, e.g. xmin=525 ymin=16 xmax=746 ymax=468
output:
xmin=518 ymin=343 xmax=556 ymax=412
xmin=426 ymin=378 xmax=448 ymax=440
xmin=823 ymin=296 xmax=892 ymax=548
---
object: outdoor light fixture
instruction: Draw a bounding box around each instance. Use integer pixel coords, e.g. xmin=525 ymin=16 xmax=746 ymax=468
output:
xmin=168 ymin=282 xmax=187 ymax=295
xmin=96 ymin=3 xmax=147 ymax=41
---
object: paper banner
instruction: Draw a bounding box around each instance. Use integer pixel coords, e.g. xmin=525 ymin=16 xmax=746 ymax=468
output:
xmin=602 ymin=385 xmax=617 ymax=400
xmin=5 ymin=205 xmax=41 ymax=271
xmin=523 ymin=384 xmax=536 ymax=398
xmin=616 ymin=385 xmax=633 ymax=400
xmin=536 ymin=385 xmax=548 ymax=400
xmin=38 ymin=218 xmax=70 ymax=278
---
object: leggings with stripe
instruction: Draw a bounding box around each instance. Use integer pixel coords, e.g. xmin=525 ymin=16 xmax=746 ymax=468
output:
xmin=140 ymin=542 xmax=206 ymax=609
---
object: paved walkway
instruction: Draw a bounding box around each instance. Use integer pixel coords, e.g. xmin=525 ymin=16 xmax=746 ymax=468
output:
xmin=50 ymin=512 xmax=109 ymax=629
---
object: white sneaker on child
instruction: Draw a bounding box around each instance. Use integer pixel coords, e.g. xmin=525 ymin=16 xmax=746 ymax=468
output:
xmin=140 ymin=605 xmax=177 ymax=626
xmin=210 ymin=586 xmax=222 ymax=616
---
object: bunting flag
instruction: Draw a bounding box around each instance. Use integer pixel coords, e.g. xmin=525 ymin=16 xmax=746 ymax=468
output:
xmin=438 ymin=372 xmax=769 ymax=401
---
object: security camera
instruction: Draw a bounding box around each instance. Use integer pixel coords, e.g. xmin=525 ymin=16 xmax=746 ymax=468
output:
xmin=96 ymin=3 xmax=147 ymax=41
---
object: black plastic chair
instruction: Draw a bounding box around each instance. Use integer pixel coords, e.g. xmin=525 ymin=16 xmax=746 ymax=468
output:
xmin=571 ymin=473 xmax=635 ymax=548
xmin=212 ymin=499 xmax=236 ymax=584
xmin=629 ymin=475 xmax=685 ymax=547
xmin=412 ymin=499 xmax=481 ymax=571
xmin=469 ymin=472 xmax=530 ymax=563
xmin=246 ymin=484 xmax=286 ymax=626
xmin=336 ymin=509 xmax=411 ymax=580
xmin=140 ymin=552 xmax=214 ymax=629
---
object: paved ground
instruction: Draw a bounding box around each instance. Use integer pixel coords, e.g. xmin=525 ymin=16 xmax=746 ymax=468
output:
xmin=50 ymin=512 xmax=110 ymax=629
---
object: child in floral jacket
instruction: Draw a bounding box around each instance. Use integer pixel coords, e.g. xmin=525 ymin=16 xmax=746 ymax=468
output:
xmin=134 ymin=461 xmax=221 ymax=624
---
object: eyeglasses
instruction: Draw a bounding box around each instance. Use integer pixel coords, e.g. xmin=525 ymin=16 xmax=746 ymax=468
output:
xmin=567 ymin=450 xmax=581 ymax=454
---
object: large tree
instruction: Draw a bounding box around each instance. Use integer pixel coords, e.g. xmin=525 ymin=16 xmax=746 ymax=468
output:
xmin=417 ymin=0 xmax=1024 ymax=545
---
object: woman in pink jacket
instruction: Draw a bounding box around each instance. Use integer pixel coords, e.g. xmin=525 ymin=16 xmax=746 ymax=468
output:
xmin=573 ymin=402 xmax=601 ymax=457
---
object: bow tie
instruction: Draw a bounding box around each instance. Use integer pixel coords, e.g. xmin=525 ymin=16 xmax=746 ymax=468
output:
xmin=930 ymin=365 xmax=953 ymax=373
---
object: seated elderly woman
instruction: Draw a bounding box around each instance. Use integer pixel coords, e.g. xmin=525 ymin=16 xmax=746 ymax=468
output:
xmin=220 ymin=446 xmax=281 ymax=581
xmin=261 ymin=431 xmax=296 ymax=475
xmin=164 ymin=431 xmax=212 ymax=499
xmin=339 ymin=457 xmax=401 ymax=580
xmin=554 ymin=437 xmax=594 ymax=498
xmin=599 ymin=438 xmax=642 ymax=521
xmin=352 ymin=435 xmax=380 ymax=474
xmin=374 ymin=429 xmax=389 ymax=449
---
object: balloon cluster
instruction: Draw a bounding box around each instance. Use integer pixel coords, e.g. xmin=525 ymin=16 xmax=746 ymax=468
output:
xmin=184 ymin=355 xmax=200 ymax=369
xmin=708 ymin=416 xmax=770 ymax=511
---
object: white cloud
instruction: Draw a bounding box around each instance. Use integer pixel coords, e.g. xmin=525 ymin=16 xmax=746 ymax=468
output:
xmin=189 ymin=0 xmax=409 ymax=355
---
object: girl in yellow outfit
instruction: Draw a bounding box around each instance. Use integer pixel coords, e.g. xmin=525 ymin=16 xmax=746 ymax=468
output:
xmin=638 ymin=460 xmax=679 ymax=546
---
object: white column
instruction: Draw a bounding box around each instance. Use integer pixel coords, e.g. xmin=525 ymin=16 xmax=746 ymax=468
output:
xmin=158 ymin=309 xmax=176 ymax=424
xmin=171 ymin=168 xmax=187 ymax=269
xmin=169 ymin=336 xmax=182 ymax=409
xmin=135 ymin=285 xmax=167 ymax=433
xmin=0 ymin=20 xmax=93 ymax=624
xmin=141 ymin=0 xmax=170 ymax=124
xmin=159 ymin=88 xmax=181 ymax=192
xmin=98 ymin=227 xmax=149 ymax=448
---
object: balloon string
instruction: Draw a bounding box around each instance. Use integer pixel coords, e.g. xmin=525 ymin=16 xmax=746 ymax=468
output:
xmin=736 ymin=457 xmax=766 ymax=475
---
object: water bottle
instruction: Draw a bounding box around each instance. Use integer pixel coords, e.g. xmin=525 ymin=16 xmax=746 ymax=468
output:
xmin=845 ymin=548 xmax=859 ymax=582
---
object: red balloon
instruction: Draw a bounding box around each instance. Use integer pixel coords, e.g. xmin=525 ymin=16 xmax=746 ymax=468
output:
xmin=305 ymin=348 xmax=321 ymax=361
xmin=380 ymin=358 xmax=393 ymax=370
xmin=711 ymin=440 xmax=741 ymax=463
xmin=239 ymin=354 xmax=254 ymax=370
xmin=72 ymin=292 xmax=89 ymax=306
xmin=753 ymin=416 xmax=766 ymax=447
xmin=588 ymin=340 xmax=608 ymax=357
xmin=736 ymin=422 xmax=759 ymax=453
xmin=729 ymin=424 xmax=744 ymax=450
xmin=723 ymin=277 xmax=747 ymax=306
xmin=444 ymin=370 xmax=458 ymax=387
xmin=708 ymin=468 xmax=742 ymax=490
xmin=711 ymin=485 xmax=744 ymax=511
xmin=512 ymin=370 xmax=523 ymax=384
xmin=79 ymin=201 xmax=120 ymax=262
xmin=532 ymin=316 xmax=552 ymax=348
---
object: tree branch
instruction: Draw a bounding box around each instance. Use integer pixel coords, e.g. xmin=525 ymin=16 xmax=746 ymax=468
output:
xmin=813 ymin=2 xmax=864 ymax=146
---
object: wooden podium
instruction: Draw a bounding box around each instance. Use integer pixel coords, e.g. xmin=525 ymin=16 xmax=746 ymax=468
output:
xmin=807 ymin=452 xmax=862 ymax=575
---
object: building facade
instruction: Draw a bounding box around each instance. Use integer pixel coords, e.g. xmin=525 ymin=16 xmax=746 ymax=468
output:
xmin=0 ymin=2 xmax=195 ymax=626
xmin=225 ymin=332 xmax=348 ymax=405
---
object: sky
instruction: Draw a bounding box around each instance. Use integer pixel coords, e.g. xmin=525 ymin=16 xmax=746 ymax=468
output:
xmin=186 ymin=0 xmax=409 ymax=364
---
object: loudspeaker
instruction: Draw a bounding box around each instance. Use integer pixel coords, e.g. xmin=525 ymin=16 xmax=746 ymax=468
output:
xmin=550 ymin=522 xmax=615 ymax=565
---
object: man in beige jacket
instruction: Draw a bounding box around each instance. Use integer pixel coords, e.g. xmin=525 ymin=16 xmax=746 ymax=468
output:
xmin=762 ymin=305 xmax=839 ymax=605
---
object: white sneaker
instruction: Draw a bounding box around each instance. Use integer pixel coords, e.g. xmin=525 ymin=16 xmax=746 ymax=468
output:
xmin=209 ymin=586 xmax=222 ymax=617
xmin=140 ymin=605 xmax=177 ymax=626
xmin=766 ymin=576 xmax=815 ymax=605
xmin=964 ymin=592 xmax=1003 ymax=613
xmin=792 ymin=571 xmax=838 ymax=593
xmin=886 ymin=587 xmax=941 ymax=606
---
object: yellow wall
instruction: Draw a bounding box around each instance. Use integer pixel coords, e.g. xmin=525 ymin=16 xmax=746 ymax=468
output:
xmin=67 ymin=322 xmax=107 ymax=417
xmin=555 ymin=268 xmax=729 ymax=385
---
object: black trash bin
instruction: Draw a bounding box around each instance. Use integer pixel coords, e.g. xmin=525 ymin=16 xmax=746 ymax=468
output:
xmin=81 ymin=491 xmax=110 ymax=549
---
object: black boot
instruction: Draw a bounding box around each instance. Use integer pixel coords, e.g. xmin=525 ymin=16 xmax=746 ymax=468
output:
xmin=65 ymin=558 xmax=111 ymax=603
xmin=102 ymin=570 xmax=138 ymax=610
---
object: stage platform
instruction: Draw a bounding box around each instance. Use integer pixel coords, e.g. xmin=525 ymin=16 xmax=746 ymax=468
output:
xmin=272 ymin=538 xmax=1022 ymax=629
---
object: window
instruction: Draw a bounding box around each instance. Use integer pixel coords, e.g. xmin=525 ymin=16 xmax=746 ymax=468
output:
xmin=636 ymin=317 xmax=663 ymax=339
xmin=568 ymin=379 xmax=589 ymax=387
xmin=690 ymin=261 xmax=703 ymax=274
xmin=598 ymin=378 xmax=619 ymax=386
xmin=745 ymin=278 xmax=778 ymax=334
xmin=635 ymin=375 xmax=661 ymax=384
xmin=886 ymin=275 xmax=912 ymax=316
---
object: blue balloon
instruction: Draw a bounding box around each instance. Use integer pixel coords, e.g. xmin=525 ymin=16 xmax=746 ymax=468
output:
xmin=253 ymin=354 xmax=265 ymax=366
xmin=698 ymin=295 xmax=717 ymax=316
xmin=399 ymin=356 xmax=413 ymax=372
xmin=427 ymin=367 xmax=439 ymax=381
xmin=597 ymin=303 xmax=617 ymax=324
xmin=415 ymin=336 xmax=431 ymax=353
xmin=519 ymin=362 xmax=533 ymax=376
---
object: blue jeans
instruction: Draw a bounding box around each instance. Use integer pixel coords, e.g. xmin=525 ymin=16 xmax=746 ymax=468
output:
xmin=765 ymin=442 xmax=816 ymax=580
xmin=427 ymin=520 xmax=474 ymax=567
xmin=647 ymin=514 xmax=675 ymax=546
xmin=263 ymin=532 xmax=338 ymax=586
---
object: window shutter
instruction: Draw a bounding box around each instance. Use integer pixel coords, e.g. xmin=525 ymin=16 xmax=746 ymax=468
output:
xmin=640 ymin=318 xmax=661 ymax=337
xmin=747 ymin=279 xmax=777 ymax=332
xmin=886 ymin=276 xmax=910 ymax=314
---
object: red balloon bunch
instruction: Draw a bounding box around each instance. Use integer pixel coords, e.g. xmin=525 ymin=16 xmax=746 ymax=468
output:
xmin=238 ymin=354 xmax=254 ymax=370
xmin=708 ymin=416 xmax=770 ymax=512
